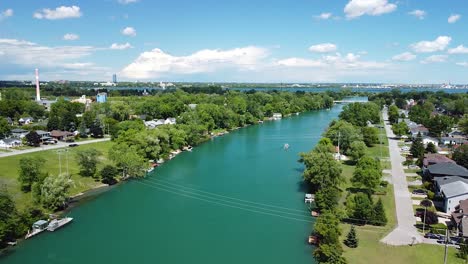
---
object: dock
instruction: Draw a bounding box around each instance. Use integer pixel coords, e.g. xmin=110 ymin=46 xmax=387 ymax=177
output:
xmin=304 ymin=193 xmax=315 ymax=203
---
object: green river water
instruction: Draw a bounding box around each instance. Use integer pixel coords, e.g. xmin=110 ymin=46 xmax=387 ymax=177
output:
xmin=1 ymin=105 xmax=344 ymax=264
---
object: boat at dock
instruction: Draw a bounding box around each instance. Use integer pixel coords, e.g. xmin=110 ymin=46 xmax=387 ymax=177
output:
xmin=47 ymin=217 xmax=73 ymax=232
xmin=25 ymin=220 xmax=49 ymax=239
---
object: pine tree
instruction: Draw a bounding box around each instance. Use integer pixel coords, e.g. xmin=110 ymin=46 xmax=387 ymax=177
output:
xmin=344 ymin=225 xmax=358 ymax=248
xmin=371 ymin=198 xmax=387 ymax=226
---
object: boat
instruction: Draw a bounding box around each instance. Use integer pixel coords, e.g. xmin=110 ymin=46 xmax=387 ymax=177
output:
xmin=147 ymin=167 xmax=154 ymax=173
xmin=283 ymin=143 xmax=289 ymax=150
xmin=25 ymin=219 xmax=49 ymax=239
xmin=47 ymin=217 xmax=73 ymax=231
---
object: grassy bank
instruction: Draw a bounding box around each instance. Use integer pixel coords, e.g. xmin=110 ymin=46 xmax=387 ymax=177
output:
xmin=0 ymin=141 xmax=114 ymax=210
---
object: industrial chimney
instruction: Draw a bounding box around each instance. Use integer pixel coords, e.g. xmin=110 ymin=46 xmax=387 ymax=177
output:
xmin=35 ymin=68 xmax=41 ymax=101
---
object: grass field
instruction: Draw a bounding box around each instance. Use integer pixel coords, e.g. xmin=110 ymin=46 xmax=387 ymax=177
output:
xmin=0 ymin=141 xmax=114 ymax=210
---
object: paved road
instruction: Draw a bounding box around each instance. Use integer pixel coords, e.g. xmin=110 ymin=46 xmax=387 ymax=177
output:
xmin=380 ymin=108 xmax=424 ymax=246
xmin=0 ymin=138 xmax=111 ymax=158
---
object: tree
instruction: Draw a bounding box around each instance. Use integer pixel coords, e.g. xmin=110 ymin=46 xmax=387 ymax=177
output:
xmin=324 ymin=120 xmax=363 ymax=154
xmin=40 ymin=175 xmax=73 ymax=211
xmin=410 ymin=133 xmax=425 ymax=159
xmin=0 ymin=189 xmax=17 ymax=248
xmin=313 ymin=211 xmax=347 ymax=264
xmin=18 ymin=157 xmax=45 ymax=192
xmin=453 ymin=144 xmax=468 ymax=169
xmin=388 ymin=105 xmax=400 ymax=124
xmin=391 ymin=122 xmax=408 ymax=137
xmin=100 ymin=165 xmax=118 ymax=185
xmin=425 ymin=142 xmax=437 ymax=153
xmin=351 ymin=156 xmax=382 ymax=191
xmin=361 ymin=127 xmax=379 ymax=147
xmin=315 ymin=187 xmax=341 ymax=212
xmin=109 ymin=143 xmax=146 ymax=178
xmin=47 ymin=115 xmax=60 ymax=131
xmin=426 ymin=115 xmax=453 ymax=137
xmin=89 ymin=120 xmax=104 ymax=138
xmin=371 ymin=198 xmax=387 ymax=226
xmin=457 ymin=238 xmax=468 ymax=261
xmin=300 ymin=150 xmax=343 ymax=190
xmin=460 ymin=115 xmax=468 ymax=135
xmin=75 ymin=148 xmax=101 ymax=177
xmin=25 ymin=131 xmax=41 ymax=147
xmin=344 ymin=226 xmax=358 ymax=248
xmin=0 ymin=117 xmax=10 ymax=139
xmin=347 ymin=141 xmax=367 ymax=161
xmin=339 ymin=102 xmax=380 ymax=127
xmin=420 ymin=211 xmax=438 ymax=225
xmin=351 ymin=192 xmax=373 ymax=222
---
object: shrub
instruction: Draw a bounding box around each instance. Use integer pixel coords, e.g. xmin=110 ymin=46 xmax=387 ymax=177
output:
xmin=423 ymin=181 xmax=433 ymax=190
xmin=344 ymin=226 xmax=359 ymax=248
xmin=430 ymin=223 xmax=447 ymax=235
xmin=421 ymin=211 xmax=438 ymax=225
xmin=380 ymin=181 xmax=389 ymax=187
xmin=427 ymin=191 xmax=435 ymax=200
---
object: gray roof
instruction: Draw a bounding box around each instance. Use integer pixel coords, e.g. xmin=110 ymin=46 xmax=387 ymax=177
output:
xmin=11 ymin=128 xmax=28 ymax=133
xmin=35 ymin=130 xmax=50 ymax=135
xmin=1 ymin=138 xmax=21 ymax=144
xmin=441 ymin=181 xmax=468 ymax=198
xmin=427 ymin=162 xmax=468 ymax=177
xmin=435 ymin=176 xmax=468 ymax=186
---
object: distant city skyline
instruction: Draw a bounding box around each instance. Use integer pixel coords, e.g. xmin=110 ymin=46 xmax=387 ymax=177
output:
xmin=0 ymin=1 xmax=467 ymax=83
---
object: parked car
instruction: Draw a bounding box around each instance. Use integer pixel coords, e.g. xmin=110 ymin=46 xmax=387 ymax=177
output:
xmin=409 ymin=165 xmax=420 ymax=170
xmin=68 ymin=143 xmax=79 ymax=147
xmin=65 ymin=138 xmax=75 ymax=143
xmin=412 ymin=189 xmax=427 ymax=195
xmin=424 ymin=233 xmax=441 ymax=239
xmin=450 ymin=237 xmax=463 ymax=245
xmin=43 ymin=140 xmax=57 ymax=145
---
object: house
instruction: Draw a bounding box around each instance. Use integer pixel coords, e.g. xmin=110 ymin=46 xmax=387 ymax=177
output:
xmin=441 ymin=137 xmax=467 ymax=146
xmin=272 ymin=113 xmax=282 ymax=120
xmin=96 ymin=92 xmax=107 ymax=103
xmin=422 ymin=136 xmax=439 ymax=147
xmin=410 ymin=125 xmax=429 ymax=138
xmin=144 ymin=118 xmax=176 ymax=129
xmin=164 ymin=118 xmax=176 ymax=125
xmin=37 ymin=99 xmax=57 ymax=111
xmin=36 ymin=130 xmax=52 ymax=141
xmin=50 ymin=130 xmax=74 ymax=140
xmin=434 ymin=176 xmax=468 ymax=213
xmin=11 ymin=128 xmax=29 ymax=138
xmin=19 ymin=117 xmax=34 ymax=125
xmin=0 ymin=138 xmax=22 ymax=148
xmin=423 ymin=154 xmax=455 ymax=169
xmin=6 ymin=117 xmax=13 ymax=125
xmin=188 ymin=104 xmax=197 ymax=110
xmin=424 ymin=162 xmax=468 ymax=179
xmin=451 ymin=200 xmax=468 ymax=237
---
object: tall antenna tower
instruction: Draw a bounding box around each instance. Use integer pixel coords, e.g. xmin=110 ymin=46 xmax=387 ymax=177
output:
xmin=35 ymin=68 xmax=41 ymax=101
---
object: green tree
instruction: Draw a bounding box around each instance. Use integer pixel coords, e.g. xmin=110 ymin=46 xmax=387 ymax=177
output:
xmin=315 ymin=187 xmax=341 ymax=212
xmin=410 ymin=133 xmax=425 ymax=160
xmin=324 ymin=120 xmax=363 ymax=154
xmin=18 ymin=157 xmax=45 ymax=192
xmin=457 ymin=238 xmax=468 ymax=261
xmin=109 ymin=143 xmax=146 ymax=178
xmin=90 ymin=120 xmax=104 ymax=138
xmin=25 ymin=131 xmax=41 ymax=147
xmin=344 ymin=225 xmax=358 ymax=248
xmin=425 ymin=142 xmax=437 ymax=154
xmin=0 ymin=117 xmax=10 ymax=139
xmin=371 ymin=198 xmax=387 ymax=226
xmin=361 ymin=127 xmax=379 ymax=147
xmin=426 ymin=115 xmax=453 ymax=137
xmin=391 ymin=122 xmax=409 ymax=137
xmin=347 ymin=141 xmax=367 ymax=161
xmin=40 ymin=175 xmax=73 ymax=211
xmin=300 ymin=150 xmax=343 ymax=189
xmin=339 ymin=102 xmax=380 ymax=127
xmin=351 ymin=193 xmax=373 ymax=222
xmin=313 ymin=211 xmax=347 ymax=264
xmin=75 ymin=148 xmax=101 ymax=177
xmin=0 ymin=189 xmax=17 ymax=248
xmin=47 ymin=115 xmax=60 ymax=131
xmin=388 ymin=105 xmax=399 ymax=124
xmin=452 ymin=144 xmax=468 ymax=169
xmin=100 ymin=165 xmax=118 ymax=185
xmin=351 ymin=156 xmax=382 ymax=191
xmin=460 ymin=115 xmax=468 ymax=135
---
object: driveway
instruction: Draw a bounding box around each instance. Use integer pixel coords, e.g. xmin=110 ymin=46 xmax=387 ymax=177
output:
xmin=380 ymin=108 xmax=424 ymax=245
xmin=0 ymin=137 xmax=111 ymax=158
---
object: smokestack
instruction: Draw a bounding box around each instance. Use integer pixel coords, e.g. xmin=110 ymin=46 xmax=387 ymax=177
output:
xmin=35 ymin=68 xmax=41 ymax=101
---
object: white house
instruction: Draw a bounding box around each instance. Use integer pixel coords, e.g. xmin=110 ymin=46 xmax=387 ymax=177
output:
xmin=18 ymin=117 xmax=34 ymax=125
xmin=0 ymin=138 xmax=22 ymax=148
xmin=144 ymin=118 xmax=176 ymax=129
xmin=11 ymin=128 xmax=29 ymax=138
xmin=422 ymin=136 xmax=439 ymax=147
xmin=435 ymin=176 xmax=468 ymax=213
xmin=272 ymin=113 xmax=282 ymax=120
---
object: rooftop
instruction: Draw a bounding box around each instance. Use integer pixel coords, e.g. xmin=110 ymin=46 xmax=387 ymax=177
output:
xmin=427 ymin=162 xmax=468 ymax=177
xmin=423 ymin=153 xmax=455 ymax=167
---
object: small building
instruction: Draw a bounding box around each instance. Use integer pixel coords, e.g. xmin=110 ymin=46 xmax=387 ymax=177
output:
xmin=423 ymin=153 xmax=455 ymax=169
xmin=37 ymin=99 xmax=57 ymax=111
xmin=441 ymin=137 xmax=467 ymax=146
xmin=434 ymin=176 xmax=468 ymax=213
xmin=272 ymin=113 xmax=282 ymax=120
xmin=410 ymin=125 xmax=429 ymax=138
xmin=144 ymin=118 xmax=176 ymax=129
xmin=0 ymin=138 xmax=22 ymax=148
xmin=50 ymin=130 xmax=74 ymax=141
xmin=11 ymin=128 xmax=29 ymax=138
xmin=451 ymin=200 xmax=468 ymax=237
xmin=96 ymin=92 xmax=107 ymax=103
xmin=36 ymin=130 xmax=52 ymax=142
xmin=422 ymin=136 xmax=439 ymax=147
xmin=19 ymin=117 xmax=34 ymax=125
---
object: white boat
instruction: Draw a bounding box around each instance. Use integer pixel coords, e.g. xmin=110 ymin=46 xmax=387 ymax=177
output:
xmin=25 ymin=219 xmax=49 ymax=239
xmin=283 ymin=143 xmax=290 ymax=150
xmin=147 ymin=167 xmax=154 ymax=173
xmin=47 ymin=217 xmax=73 ymax=231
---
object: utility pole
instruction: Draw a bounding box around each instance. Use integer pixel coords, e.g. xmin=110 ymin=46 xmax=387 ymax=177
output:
xmin=444 ymin=228 xmax=449 ymax=264
xmin=58 ymin=150 xmax=62 ymax=176
xmin=422 ymin=206 xmax=427 ymax=234
xmin=338 ymin=131 xmax=341 ymax=160
xmin=65 ymin=149 xmax=69 ymax=178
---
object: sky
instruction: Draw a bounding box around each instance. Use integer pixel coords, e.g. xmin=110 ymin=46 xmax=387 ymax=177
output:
xmin=0 ymin=0 xmax=467 ymax=84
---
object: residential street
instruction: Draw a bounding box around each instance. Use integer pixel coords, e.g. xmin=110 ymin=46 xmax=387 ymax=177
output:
xmin=380 ymin=107 xmax=424 ymax=246
xmin=0 ymin=137 xmax=111 ymax=158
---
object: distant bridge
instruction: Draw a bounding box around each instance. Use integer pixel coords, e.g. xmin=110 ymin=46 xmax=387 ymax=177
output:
xmin=333 ymin=100 xmax=367 ymax=104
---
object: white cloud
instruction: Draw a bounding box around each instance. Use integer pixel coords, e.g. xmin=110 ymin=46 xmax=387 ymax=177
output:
xmin=0 ymin=9 xmax=13 ymax=21
xmin=448 ymin=14 xmax=461 ymax=24
xmin=315 ymin=13 xmax=332 ymax=20
xmin=408 ymin=10 xmax=426 ymax=20
xmin=448 ymin=45 xmax=468 ymax=54
xmin=121 ymin=46 xmax=269 ymax=79
xmin=276 ymin=52 xmax=388 ymax=70
xmin=110 ymin=42 xmax=133 ymax=50
xmin=122 ymin=27 xmax=136 ymax=37
xmin=392 ymin=52 xmax=416 ymax=61
xmin=410 ymin=36 xmax=451 ymax=53
xmin=118 ymin=0 xmax=139 ymax=4
xmin=309 ymin=43 xmax=337 ymax=53
xmin=344 ymin=0 xmax=397 ymax=19
xmin=33 ymin=6 xmax=82 ymax=20
xmin=456 ymin=62 xmax=468 ymax=67
xmin=420 ymin=55 xmax=448 ymax=64
xmin=63 ymin=33 xmax=79 ymax=41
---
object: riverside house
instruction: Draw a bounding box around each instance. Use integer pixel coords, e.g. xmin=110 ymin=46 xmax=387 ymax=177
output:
xmin=0 ymin=138 xmax=22 ymax=148
xmin=451 ymin=199 xmax=468 ymax=238
xmin=434 ymin=176 xmax=468 ymax=213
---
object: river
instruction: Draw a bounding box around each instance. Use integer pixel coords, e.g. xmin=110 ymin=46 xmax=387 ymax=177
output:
xmin=1 ymin=105 xmax=344 ymax=264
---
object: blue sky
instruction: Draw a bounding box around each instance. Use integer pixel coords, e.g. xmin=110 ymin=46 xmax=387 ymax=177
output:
xmin=0 ymin=0 xmax=467 ymax=83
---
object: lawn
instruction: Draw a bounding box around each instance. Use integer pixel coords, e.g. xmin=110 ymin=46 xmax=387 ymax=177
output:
xmin=0 ymin=141 xmax=114 ymax=210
